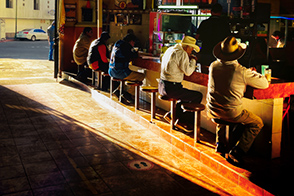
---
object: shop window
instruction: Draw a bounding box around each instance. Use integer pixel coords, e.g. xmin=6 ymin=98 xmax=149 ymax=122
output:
xmin=6 ymin=0 xmax=13 ymax=8
xmin=34 ymin=0 xmax=40 ymax=10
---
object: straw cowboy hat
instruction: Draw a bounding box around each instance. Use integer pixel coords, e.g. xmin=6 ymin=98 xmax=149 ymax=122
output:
xmin=181 ymin=36 xmax=200 ymax=53
xmin=213 ymin=36 xmax=247 ymax=61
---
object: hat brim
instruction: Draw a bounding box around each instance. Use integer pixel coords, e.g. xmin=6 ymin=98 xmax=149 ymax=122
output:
xmin=182 ymin=43 xmax=200 ymax=53
xmin=213 ymin=42 xmax=246 ymax=61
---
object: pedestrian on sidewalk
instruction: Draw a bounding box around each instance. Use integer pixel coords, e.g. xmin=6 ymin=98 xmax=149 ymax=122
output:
xmin=47 ymin=21 xmax=55 ymax=61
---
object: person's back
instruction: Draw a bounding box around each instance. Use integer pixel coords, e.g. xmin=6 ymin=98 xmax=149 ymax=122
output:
xmin=109 ymin=35 xmax=138 ymax=79
xmin=108 ymin=33 xmax=144 ymax=104
xmin=73 ymin=27 xmax=93 ymax=81
xmin=207 ymin=60 xmax=268 ymax=118
xmin=207 ymin=36 xmax=269 ymax=166
xmin=73 ymin=27 xmax=93 ymax=66
xmin=87 ymin=31 xmax=110 ymax=73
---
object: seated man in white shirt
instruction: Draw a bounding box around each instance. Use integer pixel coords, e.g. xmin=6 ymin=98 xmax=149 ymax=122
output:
xmin=158 ymin=36 xmax=203 ymax=132
xmin=207 ymin=36 xmax=269 ymax=165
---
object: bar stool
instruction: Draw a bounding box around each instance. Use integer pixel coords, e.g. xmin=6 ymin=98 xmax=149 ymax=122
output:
xmin=212 ymin=118 xmax=239 ymax=152
xmin=126 ymin=81 xmax=143 ymax=111
xmin=158 ymin=95 xmax=178 ymax=129
xmin=141 ymin=86 xmax=158 ymax=122
xmin=181 ymin=103 xmax=205 ymax=143
xmin=92 ymin=70 xmax=110 ymax=90
xmin=110 ymin=77 xmax=125 ymax=102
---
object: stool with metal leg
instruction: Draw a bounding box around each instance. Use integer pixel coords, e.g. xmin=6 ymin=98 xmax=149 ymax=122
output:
xmin=181 ymin=103 xmax=205 ymax=143
xmin=159 ymin=95 xmax=178 ymax=130
xmin=141 ymin=86 xmax=158 ymax=122
xmin=92 ymin=70 xmax=101 ymax=88
xmin=212 ymin=118 xmax=240 ymax=153
xmin=126 ymin=81 xmax=143 ymax=111
xmin=110 ymin=77 xmax=125 ymax=102
xmin=92 ymin=70 xmax=110 ymax=90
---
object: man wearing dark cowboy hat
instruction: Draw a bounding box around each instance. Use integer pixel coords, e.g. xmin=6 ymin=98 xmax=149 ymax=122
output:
xmin=206 ymin=36 xmax=269 ymax=165
xmin=159 ymin=35 xmax=203 ymax=132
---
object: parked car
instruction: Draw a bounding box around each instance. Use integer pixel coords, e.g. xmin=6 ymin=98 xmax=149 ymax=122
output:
xmin=16 ymin=28 xmax=48 ymax=41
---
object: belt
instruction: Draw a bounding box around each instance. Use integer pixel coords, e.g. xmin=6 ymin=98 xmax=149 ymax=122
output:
xmin=161 ymin=79 xmax=181 ymax=86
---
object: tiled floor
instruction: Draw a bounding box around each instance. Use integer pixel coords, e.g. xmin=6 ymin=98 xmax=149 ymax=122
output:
xmin=0 ymin=59 xmax=293 ymax=196
xmin=0 ymin=78 xmax=252 ymax=196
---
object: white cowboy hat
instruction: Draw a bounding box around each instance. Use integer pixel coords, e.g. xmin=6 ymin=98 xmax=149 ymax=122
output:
xmin=213 ymin=36 xmax=247 ymax=61
xmin=181 ymin=36 xmax=200 ymax=53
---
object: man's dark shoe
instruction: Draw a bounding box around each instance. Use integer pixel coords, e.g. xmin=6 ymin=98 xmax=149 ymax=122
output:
xmin=215 ymin=143 xmax=227 ymax=157
xmin=226 ymin=146 xmax=245 ymax=166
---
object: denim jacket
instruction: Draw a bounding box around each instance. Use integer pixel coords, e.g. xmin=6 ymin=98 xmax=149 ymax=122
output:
xmin=108 ymin=40 xmax=138 ymax=79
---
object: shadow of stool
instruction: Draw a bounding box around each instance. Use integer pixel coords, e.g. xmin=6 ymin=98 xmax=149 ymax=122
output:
xmin=126 ymin=81 xmax=143 ymax=111
xmin=110 ymin=77 xmax=125 ymax=102
xmin=158 ymin=95 xmax=178 ymax=130
xmin=141 ymin=86 xmax=158 ymax=122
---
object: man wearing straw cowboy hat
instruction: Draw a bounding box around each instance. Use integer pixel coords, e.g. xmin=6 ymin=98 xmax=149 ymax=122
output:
xmin=159 ymin=35 xmax=203 ymax=132
xmin=206 ymin=36 xmax=269 ymax=165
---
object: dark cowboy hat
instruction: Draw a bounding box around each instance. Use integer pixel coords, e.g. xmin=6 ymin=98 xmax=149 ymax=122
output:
xmin=213 ymin=36 xmax=247 ymax=61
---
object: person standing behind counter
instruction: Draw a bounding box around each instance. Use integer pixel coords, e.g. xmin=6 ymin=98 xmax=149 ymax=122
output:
xmin=195 ymin=3 xmax=231 ymax=69
xmin=206 ymin=36 xmax=269 ymax=166
xmin=159 ymin=36 xmax=203 ymax=132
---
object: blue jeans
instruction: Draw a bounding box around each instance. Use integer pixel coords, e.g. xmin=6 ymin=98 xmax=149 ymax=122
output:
xmin=48 ymin=41 xmax=54 ymax=60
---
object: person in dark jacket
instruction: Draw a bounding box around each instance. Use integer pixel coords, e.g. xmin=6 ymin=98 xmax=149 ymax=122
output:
xmin=87 ymin=31 xmax=111 ymax=90
xmin=109 ymin=34 xmax=145 ymax=102
xmin=195 ymin=3 xmax=231 ymax=70
xmin=88 ymin=31 xmax=110 ymax=73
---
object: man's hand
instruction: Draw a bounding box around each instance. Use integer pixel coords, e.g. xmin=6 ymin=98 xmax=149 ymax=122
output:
xmin=249 ymin=67 xmax=256 ymax=72
xmin=190 ymin=54 xmax=198 ymax=61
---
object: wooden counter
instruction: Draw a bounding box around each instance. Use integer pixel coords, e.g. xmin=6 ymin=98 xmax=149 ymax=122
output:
xmin=133 ymin=55 xmax=294 ymax=158
xmin=134 ymin=55 xmax=294 ymax=100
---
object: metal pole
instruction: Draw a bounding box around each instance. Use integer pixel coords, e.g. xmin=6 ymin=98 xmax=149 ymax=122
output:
xmin=54 ymin=0 xmax=59 ymax=79
xmin=14 ymin=0 xmax=17 ymax=39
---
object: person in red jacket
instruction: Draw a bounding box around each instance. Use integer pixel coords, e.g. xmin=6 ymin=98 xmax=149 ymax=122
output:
xmin=87 ymin=31 xmax=111 ymax=73
xmin=87 ymin=32 xmax=111 ymax=91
